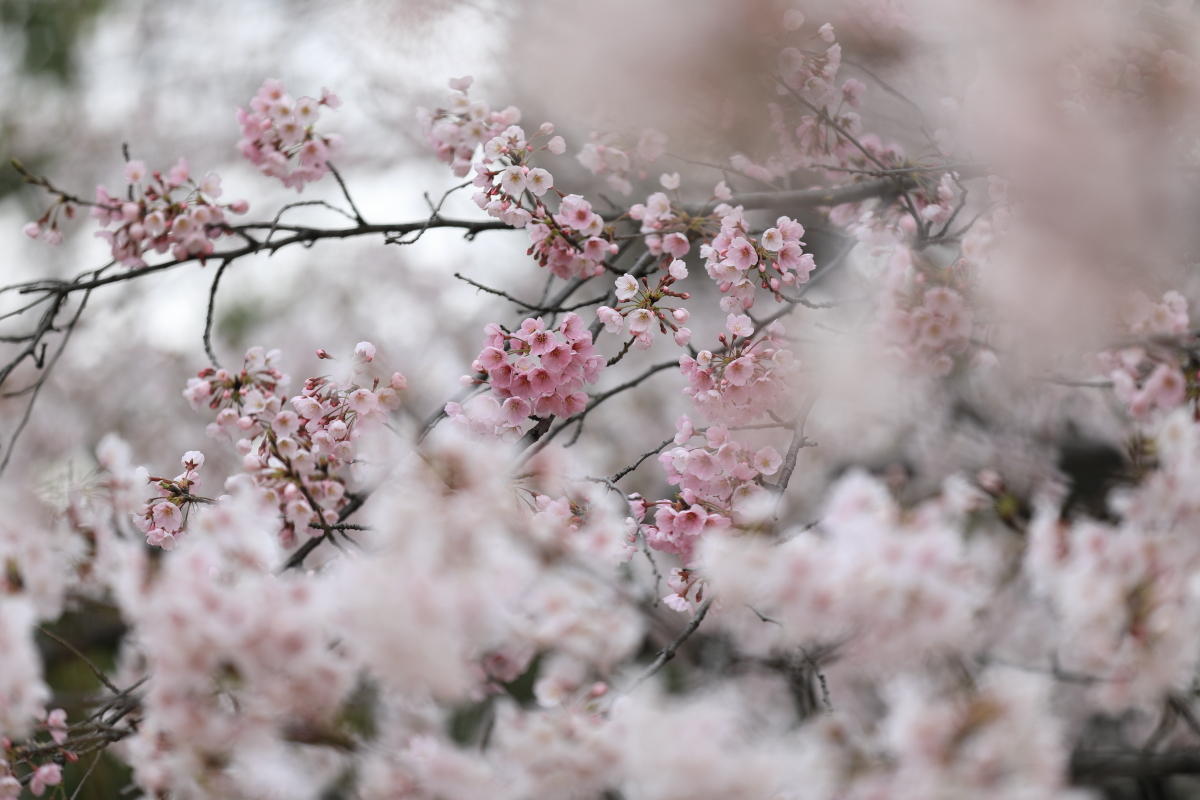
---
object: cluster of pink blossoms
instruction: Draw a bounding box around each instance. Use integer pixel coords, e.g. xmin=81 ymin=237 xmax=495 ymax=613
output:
xmin=468 ymin=121 xmax=617 ymax=280
xmin=180 ymin=344 xmax=405 ymax=545
xmin=680 ymin=316 xmax=798 ymax=424
xmin=2 ymin=757 xmax=60 ymax=797
xmin=767 ymin=32 xmax=867 ymax=174
xmin=84 ymin=159 xmax=248 ymax=267
xmin=471 ymin=121 xmax=559 ymax=227
xmin=449 ymin=313 xmax=602 ymax=437
xmin=737 ymin=17 xmax=887 ymax=182
xmin=627 ymin=179 xmax=699 ymax=260
xmin=20 ymin=202 xmax=73 ymax=246
xmin=418 ymin=76 xmax=525 ymax=177
xmin=701 ymin=207 xmax=815 ymax=309
xmin=752 ymin=14 xmax=945 ymax=239
xmin=778 ymin=21 xmax=842 ymax=103
xmin=0 ymin=705 xmax=68 ymax=796
xmin=1099 ymin=290 xmax=1191 ymax=418
xmin=126 ymin=491 xmax=357 ymax=799
xmin=638 ymin=418 xmax=782 ymax=566
xmin=1026 ymin=510 xmax=1195 ymax=710
xmin=576 ymin=128 xmax=668 ymax=195
xmin=756 ymin=21 xmax=865 ymax=178
xmin=527 ymin=193 xmax=616 ymax=279
xmin=236 ymin=79 xmax=342 ymax=191
xmin=133 ymin=450 xmax=206 ymax=549
xmin=878 ymin=249 xmax=976 ymax=376
xmin=596 ymin=266 xmax=692 ymax=348
xmin=183 ymin=344 xmax=288 ymax=415
xmin=423 ymin=81 xmax=620 ymax=280
xmin=703 ymin=470 xmax=985 ymax=666
xmin=830 ymin=168 xmax=964 ymax=247
xmin=6 ymin=764 xmax=60 ymax=798
xmin=528 ymin=488 xmax=634 ymax=568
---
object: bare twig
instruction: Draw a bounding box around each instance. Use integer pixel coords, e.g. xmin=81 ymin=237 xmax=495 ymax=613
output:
xmin=37 ymin=626 xmax=122 ymax=695
xmin=1 ymin=287 xmax=91 ymax=475
xmin=453 ymin=273 xmax=607 ymax=314
xmin=626 ymin=598 xmax=714 ymax=693
xmin=203 ymin=258 xmax=232 ymax=368
xmin=1071 ymin=749 xmax=1200 ymax=780
xmin=609 ymin=436 xmax=677 ymax=483
xmin=326 ymin=162 xmax=367 ymax=225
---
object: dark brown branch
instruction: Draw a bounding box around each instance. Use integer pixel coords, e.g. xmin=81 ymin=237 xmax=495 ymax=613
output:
xmin=0 ymin=287 xmax=91 ymax=474
xmin=717 ymin=176 xmax=912 ymax=214
xmin=14 ymin=217 xmax=514 ymax=298
xmin=609 ymin=435 xmax=677 ymax=483
xmin=453 ymin=272 xmax=608 ymax=314
xmin=203 ymin=258 xmax=232 ymax=368
xmin=37 ymin=625 xmax=122 ymax=695
xmin=626 ymin=598 xmax=714 ymax=693
xmin=326 ymin=162 xmax=367 ymax=225
xmin=1071 ymin=749 xmax=1200 ymax=781
xmin=280 ymin=491 xmax=368 ymax=572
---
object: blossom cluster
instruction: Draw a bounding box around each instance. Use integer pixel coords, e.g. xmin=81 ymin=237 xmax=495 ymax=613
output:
xmin=528 ymin=486 xmax=635 ymax=568
xmin=576 ymin=128 xmax=668 ymax=195
xmin=1 ymin=761 xmax=59 ymax=798
xmin=179 ymin=344 xmax=405 ymax=547
xmin=831 ymin=171 xmax=964 ymax=246
xmin=777 ymin=21 xmax=843 ymax=103
xmin=448 ymin=313 xmax=602 ymax=437
xmin=120 ymin=487 xmax=358 ymax=798
xmin=701 ymin=206 xmax=816 ymax=309
xmin=1021 ymin=409 xmax=1200 ymax=709
xmin=1026 ymin=510 xmax=1198 ymax=710
xmin=680 ymin=316 xmax=798 ymax=424
xmin=87 ymin=158 xmax=248 ymax=267
xmin=852 ymin=673 xmax=1085 ymax=799
xmin=467 ymin=118 xmax=618 ymax=279
xmin=877 ymin=247 xmax=976 ymax=376
xmin=132 ymin=450 xmax=206 ymax=549
xmin=20 ymin=204 xmax=73 ymax=246
xmin=703 ymin=470 xmax=985 ymax=666
xmin=417 ymin=75 xmax=525 ymax=178
xmin=638 ymin=417 xmax=782 ymax=566
xmin=526 ymin=194 xmax=618 ymax=279
xmin=1099 ymin=290 xmax=1192 ymax=418
xmin=183 ymin=344 xmax=289 ymax=415
xmin=236 ymin=78 xmax=342 ymax=191
xmin=627 ymin=183 xmax=698 ymax=259
xmin=596 ymin=266 xmax=692 ymax=348
xmin=742 ymin=18 xmax=895 ymax=182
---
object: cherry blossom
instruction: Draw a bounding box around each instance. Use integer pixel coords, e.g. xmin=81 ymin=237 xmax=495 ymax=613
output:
xmin=237 ymin=78 xmax=342 ymax=190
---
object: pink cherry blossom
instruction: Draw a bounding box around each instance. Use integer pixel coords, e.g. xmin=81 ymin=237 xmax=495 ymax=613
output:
xmin=30 ymin=764 xmax=61 ymax=797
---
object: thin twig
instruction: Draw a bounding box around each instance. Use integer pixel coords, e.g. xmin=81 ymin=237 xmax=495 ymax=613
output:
xmin=37 ymin=626 xmax=122 ymax=695
xmin=326 ymin=162 xmax=367 ymax=225
xmin=67 ymin=750 xmax=105 ymax=800
xmin=1 ymin=288 xmax=91 ymax=475
xmin=453 ymin=273 xmax=607 ymax=314
xmin=610 ymin=436 xmax=677 ymax=483
xmin=626 ymin=598 xmax=714 ymax=693
xmin=202 ymin=258 xmax=232 ymax=368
